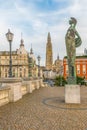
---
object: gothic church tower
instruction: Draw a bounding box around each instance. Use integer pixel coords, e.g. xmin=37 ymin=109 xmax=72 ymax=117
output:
xmin=46 ymin=32 xmax=53 ymax=70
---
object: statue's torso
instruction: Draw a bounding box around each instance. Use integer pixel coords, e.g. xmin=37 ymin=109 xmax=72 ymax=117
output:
xmin=66 ymin=27 xmax=76 ymax=39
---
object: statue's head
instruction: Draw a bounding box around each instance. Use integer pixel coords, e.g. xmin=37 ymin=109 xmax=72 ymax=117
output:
xmin=69 ymin=17 xmax=77 ymax=26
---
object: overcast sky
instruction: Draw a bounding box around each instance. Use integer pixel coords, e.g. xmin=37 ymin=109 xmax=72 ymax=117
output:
xmin=0 ymin=0 xmax=87 ymax=65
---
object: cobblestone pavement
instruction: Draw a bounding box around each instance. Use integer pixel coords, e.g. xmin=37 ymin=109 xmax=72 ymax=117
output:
xmin=0 ymin=86 xmax=87 ymax=130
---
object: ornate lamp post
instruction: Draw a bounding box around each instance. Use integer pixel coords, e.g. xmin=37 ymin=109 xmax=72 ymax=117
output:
xmin=6 ymin=29 xmax=14 ymax=77
xmin=37 ymin=55 xmax=41 ymax=77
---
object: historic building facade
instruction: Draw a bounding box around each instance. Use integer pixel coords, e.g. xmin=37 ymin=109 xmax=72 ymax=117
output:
xmin=0 ymin=38 xmax=37 ymax=78
xmin=46 ymin=32 xmax=53 ymax=70
xmin=63 ymin=55 xmax=87 ymax=80
xmin=53 ymin=55 xmax=63 ymax=75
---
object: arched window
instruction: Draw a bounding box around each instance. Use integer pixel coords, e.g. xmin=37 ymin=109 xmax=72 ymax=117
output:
xmin=20 ymin=68 xmax=22 ymax=71
xmin=20 ymin=72 xmax=22 ymax=77
xmin=5 ymin=69 xmax=7 ymax=72
xmin=5 ymin=73 xmax=7 ymax=77
xmin=24 ymin=68 xmax=26 ymax=77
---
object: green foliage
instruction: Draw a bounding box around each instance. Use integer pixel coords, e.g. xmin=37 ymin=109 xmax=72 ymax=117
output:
xmin=54 ymin=76 xmax=85 ymax=86
xmin=76 ymin=76 xmax=85 ymax=85
xmin=54 ymin=76 xmax=67 ymax=86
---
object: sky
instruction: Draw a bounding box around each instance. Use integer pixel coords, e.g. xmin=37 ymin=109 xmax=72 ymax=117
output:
xmin=0 ymin=0 xmax=87 ymax=65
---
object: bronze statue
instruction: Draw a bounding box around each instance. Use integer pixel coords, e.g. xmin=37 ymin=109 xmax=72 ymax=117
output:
xmin=65 ymin=17 xmax=82 ymax=84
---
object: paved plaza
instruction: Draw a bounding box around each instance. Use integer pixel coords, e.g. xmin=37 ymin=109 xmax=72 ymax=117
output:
xmin=0 ymin=86 xmax=87 ymax=130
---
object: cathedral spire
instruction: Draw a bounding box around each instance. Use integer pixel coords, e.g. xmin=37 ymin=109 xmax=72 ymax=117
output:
xmin=47 ymin=32 xmax=51 ymax=42
xmin=30 ymin=44 xmax=33 ymax=54
xmin=57 ymin=54 xmax=59 ymax=60
xmin=46 ymin=32 xmax=53 ymax=70
xmin=20 ymin=33 xmax=24 ymax=47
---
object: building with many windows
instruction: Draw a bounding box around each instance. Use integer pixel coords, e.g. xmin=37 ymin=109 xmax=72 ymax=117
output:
xmin=63 ymin=55 xmax=87 ymax=80
xmin=0 ymin=38 xmax=37 ymax=78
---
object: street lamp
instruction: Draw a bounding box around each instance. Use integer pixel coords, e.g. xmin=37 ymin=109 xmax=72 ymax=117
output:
xmin=6 ymin=29 xmax=14 ymax=77
xmin=37 ymin=55 xmax=41 ymax=77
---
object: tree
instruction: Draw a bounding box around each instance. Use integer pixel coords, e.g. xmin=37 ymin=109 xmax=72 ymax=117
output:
xmin=76 ymin=76 xmax=85 ymax=85
xmin=54 ymin=76 xmax=67 ymax=86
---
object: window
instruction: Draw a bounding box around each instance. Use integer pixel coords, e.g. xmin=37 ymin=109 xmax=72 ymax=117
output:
xmin=83 ymin=65 xmax=86 ymax=74
xmin=5 ymin=69 xmax=7 ymax=72
xmin=5 ymin=73 xmax=7 ymax=77
xmin=20 ymin=68 xmax=22 ymax=71
xmin=77 ymin=65 xmax=80 ymax=70
xmin=13 ymin=73 xmax=15 ymax=77
xmin=24 ymin=68 xmax=26 ymax=72
xmin=77 ymin=70 xmax=80 ymax=74
xmin=13 ymin=68 xmax=15 ymax=77
xmin=13 ymin=68 xmax=15 ymax=72
xmin=13 ymin=56 xmax=15 ymax=59
xmin=77 ymin=65 xmax=80 ymax=74
xmin=24 ymin=68 xmax=26 ymax=77
xmin=20 ymin=72 xmax=22 ymax=77
xmin=5 ymin=56 xmax=7 ymax=59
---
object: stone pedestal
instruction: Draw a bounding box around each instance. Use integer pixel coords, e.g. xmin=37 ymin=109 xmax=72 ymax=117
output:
xmin=65 ymin=85 xmax=80 ymax=104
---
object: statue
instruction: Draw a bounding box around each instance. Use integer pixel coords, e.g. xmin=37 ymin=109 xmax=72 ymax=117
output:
xmin=65 ymin=17 xmax=82 ymax=84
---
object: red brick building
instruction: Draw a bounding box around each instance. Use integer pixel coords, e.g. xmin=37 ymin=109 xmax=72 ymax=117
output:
xmin=63 ymin=56 xmax=87 ymax=80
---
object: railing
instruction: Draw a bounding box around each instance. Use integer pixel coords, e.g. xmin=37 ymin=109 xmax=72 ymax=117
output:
xmin=0 ymin=78 xmax=44 ymax=107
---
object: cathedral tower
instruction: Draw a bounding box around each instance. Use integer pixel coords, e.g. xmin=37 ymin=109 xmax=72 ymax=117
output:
xmin=46 ymin=32 xmax=53 ymax=70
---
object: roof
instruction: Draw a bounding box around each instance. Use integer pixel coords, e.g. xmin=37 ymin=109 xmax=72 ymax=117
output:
xmin=0 ymin=51 xmax=17 ymax=55
xmin=64 ymin=55 xmax=87 ymax=59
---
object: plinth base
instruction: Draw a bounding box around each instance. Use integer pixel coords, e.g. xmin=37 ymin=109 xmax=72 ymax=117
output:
xmin=65 ymin=85 xmax=80 ymax=104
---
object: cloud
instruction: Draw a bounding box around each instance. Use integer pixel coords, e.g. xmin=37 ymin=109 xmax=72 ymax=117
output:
xmin=0 ymin=0 xmax=87 ymax=65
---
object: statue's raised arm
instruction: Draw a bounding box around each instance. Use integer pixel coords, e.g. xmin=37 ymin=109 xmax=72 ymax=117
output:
xmin=65 ymin=17 xmax=82 ymax=84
